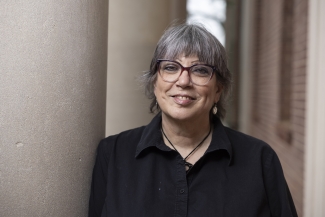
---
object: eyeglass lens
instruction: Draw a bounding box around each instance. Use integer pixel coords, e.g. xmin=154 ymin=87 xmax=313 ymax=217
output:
xmin=159 ymin=60 xmax=213 ymax=85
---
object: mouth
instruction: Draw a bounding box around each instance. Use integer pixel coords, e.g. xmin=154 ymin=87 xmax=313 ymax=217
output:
xmin=172 ymin=95 xmax=196 ymax=100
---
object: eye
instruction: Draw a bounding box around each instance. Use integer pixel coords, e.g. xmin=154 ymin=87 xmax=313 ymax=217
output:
xmin=161 ymin=63 xmax=180 ymax=73
xmin=191 ymin=66 xmax=212 ymax=77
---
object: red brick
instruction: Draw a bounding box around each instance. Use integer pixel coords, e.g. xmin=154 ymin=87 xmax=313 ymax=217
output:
xmin=246 ymin=0 xmax=308 ymax=215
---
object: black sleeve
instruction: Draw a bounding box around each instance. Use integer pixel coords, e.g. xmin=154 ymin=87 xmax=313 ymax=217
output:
xmin=263 ymin=149 xmax=298 ymax=217
xmin=88 ymin=139 xmax=110 ymax=217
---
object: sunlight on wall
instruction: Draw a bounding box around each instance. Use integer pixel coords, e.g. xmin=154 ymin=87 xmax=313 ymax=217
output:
xmin=187 ymin=0 xmax=226 ymax=45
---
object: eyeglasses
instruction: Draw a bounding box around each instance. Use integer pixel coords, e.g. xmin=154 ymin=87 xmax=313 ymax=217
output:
xmin=157 ymin=59 xmax=216 ymax=86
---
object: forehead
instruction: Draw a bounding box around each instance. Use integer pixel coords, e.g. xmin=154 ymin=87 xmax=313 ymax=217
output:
xmin=174 ymin=55 xmax=200 ymax=64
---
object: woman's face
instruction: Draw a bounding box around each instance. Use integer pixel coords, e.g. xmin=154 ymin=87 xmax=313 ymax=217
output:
xmin=154 ymin=55 xmax=222 ymax=122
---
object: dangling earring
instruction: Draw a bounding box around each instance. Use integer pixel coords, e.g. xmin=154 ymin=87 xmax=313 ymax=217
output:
xmin=156 ymin=99 xmax=159 ymax=110
xmin=213 ymin=104 xmax=218 ymax=115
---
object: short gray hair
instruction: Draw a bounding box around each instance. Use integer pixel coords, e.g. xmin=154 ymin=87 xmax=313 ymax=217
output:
xmin=141 ymin=23 xmax=232 ymax=120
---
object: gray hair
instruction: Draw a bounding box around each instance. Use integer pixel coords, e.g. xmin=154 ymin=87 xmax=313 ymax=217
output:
xmin=141 ymin=23 xmax=232 ymax=120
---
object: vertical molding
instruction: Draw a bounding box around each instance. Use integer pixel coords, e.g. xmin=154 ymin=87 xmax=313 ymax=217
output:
xmin=170 ymin=0 xmax=187 ymax=23
xmin=224 ymin=0 xmax=241 ymax=129
xmin=238 ymin=0 xmax=256 ymax=133
xmin=106 ymin=0 xmax=187 ymax=136
xmin=304 ymin=0 xmax=325 ymax=216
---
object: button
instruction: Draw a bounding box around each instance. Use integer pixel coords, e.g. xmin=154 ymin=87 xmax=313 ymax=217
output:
xmin=180 ymin=189 xmax=185 ymax=194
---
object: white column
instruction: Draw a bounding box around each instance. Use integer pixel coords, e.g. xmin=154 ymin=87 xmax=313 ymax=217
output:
xmin=106 ymin=0 xmax=187 ymax=136
xmin=0 ymin=1 xmax=108 ymax=216
xmin=304 ymin=0 xmax=325 ymax=216
xmin=238 ymin=0 xmax=256 ymax=133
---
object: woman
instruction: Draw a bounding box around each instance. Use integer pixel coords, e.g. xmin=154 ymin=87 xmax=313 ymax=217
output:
xmin=89 ymin=23 xmax=297 ymax=217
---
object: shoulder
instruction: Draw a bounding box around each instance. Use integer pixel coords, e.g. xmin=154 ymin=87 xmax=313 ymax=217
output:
xmin=103 ymin=126 xmax=146 ymax=145
xmin=96 ymin=126 xmax=146 ymax=159
xmin=224 ymin=127 xmax=266 ymax=146
xmin=223 ymin=127 xmax=276 ymax=164
xmin=225 ymin=127 xmax=272 ymax=150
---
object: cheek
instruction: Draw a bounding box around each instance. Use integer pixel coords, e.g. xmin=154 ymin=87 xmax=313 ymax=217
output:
xmin=153 ymin=78 xmax=159 ymax=96
xmin=154 ymin=76 xmax=172 ymax=95
xmin=154 ymin=82 xmax=161 ymax=98
xmin=153 ymin=80 xmax=164 ymax=100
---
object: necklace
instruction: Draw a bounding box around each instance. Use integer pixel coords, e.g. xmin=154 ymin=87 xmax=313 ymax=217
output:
xmin=161 ymin=126 xmax=211 ymax=172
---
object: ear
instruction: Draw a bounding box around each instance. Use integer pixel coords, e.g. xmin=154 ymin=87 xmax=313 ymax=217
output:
xmin=214 ymin=84 xmax=223 ymax=103
xmin=153 ymin=83 xmax=159 ymax=100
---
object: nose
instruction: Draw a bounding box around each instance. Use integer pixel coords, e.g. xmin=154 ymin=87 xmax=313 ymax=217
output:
xmin=176 ymin=69 xmax=192 ymax=87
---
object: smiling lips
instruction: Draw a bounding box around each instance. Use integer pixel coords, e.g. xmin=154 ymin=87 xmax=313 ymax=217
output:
xmin=172 ymin=94 xmax=196 ymax=105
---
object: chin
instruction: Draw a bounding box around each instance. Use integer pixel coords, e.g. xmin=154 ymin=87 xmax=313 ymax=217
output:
xmin=163 ymin=109 xmax=205 ymax=122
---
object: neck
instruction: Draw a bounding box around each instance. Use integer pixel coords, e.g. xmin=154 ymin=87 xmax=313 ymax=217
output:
xmin=161 ymin=113 xmax=211 ymax=150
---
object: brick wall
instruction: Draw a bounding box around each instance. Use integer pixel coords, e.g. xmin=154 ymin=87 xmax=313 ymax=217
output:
xmin=249 ymin=0 xmax=308 ymax=216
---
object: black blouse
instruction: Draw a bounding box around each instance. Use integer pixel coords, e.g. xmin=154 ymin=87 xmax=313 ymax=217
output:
xmin=88 ymin=114 xmax=297 ymax=217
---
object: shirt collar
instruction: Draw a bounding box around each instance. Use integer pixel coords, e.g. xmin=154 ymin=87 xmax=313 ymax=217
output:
xmin=135 ymin=113 xmax=233 ymax=165
xmin=206 ymin=117 xmax=233 ymax=165
xmin=135 ymin=113 xmax=164 ymax=157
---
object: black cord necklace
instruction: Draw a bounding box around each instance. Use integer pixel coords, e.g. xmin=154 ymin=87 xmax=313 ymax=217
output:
xmin=161 ymin=126 xmax=211 ymax=172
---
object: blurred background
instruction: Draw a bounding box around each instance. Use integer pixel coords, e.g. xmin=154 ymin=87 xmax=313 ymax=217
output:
xmin=1 ymin=0 xmax=324 ymax=216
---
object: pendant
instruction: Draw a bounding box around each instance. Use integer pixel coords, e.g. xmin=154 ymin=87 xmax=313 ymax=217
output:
xmin=184 ymin=161 xmax=193 ymax=172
